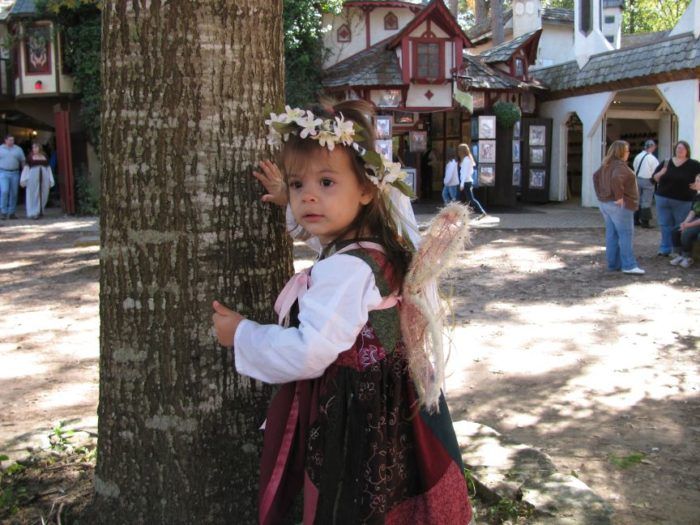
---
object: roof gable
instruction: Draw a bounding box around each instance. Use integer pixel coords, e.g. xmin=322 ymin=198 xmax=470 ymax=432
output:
xmin=531 ymin=31 xmax=700 ymax=97
xmin=388 ymin=0 xmax=471 ymax=48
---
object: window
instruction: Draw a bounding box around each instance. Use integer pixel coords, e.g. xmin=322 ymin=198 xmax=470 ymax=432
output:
xmin=514 ymin=58 xmax=525 ymax=78
xmin=579 ymin=0 xmax=592 ymax=35
xmin=604 ymin=15 xmax=615 ymax=24
xmin=337 ymin=24 xmax=351 ymax=43
xmin=384 ymin=12 xmax=398 ymax=30
xmin=415 ymin=42 xmax=441 ymax=80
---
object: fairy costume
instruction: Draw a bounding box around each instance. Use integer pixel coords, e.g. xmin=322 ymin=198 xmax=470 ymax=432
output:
xmin=230 ymin=105 xmax=473 ymax=523
xmin=234 ymin=240 xmax=472 ymax=524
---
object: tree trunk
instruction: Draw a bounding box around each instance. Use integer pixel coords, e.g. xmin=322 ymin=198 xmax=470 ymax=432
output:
xmin=491 ymin=0 xmax=505 ymax=44
xmin=475 ymin=0 xmax=489 ymax=26
xmin=90 ymin=1 xmax=290 ymax=523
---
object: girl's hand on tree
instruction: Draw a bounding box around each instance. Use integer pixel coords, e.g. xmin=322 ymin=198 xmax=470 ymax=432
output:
xmin=212 ymin=300 xmax=244 ymax=347
xmin=253 ymin=160 xmax=288 ymax=207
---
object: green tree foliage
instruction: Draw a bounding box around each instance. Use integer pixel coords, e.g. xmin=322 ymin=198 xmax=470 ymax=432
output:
xmin=37 ymin=0 xmax=100 ymax=150
xmin=283 ymin=0 xmax=343 ymax=106
xmin=623 ymin=0 xmax=691 ymax=33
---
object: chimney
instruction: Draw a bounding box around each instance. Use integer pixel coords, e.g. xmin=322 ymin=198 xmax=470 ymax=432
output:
xmin=513 ymin=0 xmax=542 ymax=38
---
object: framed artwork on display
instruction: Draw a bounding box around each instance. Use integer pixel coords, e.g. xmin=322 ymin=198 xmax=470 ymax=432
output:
xmin=471 ymin=142 xmax=479 ymax=161
xmin=478 ymin=165 xmax=496 ymax=187
xmin=479 ymin=140 xmax=496 ymax=163
xmin=530 ymin=146 xmax=545 ymax=165
xmin=409 ymin=131 xmax=428 ymax=152
xmin=478 ymin=115 xmax=496 ymax=139
xmin=376 ymin=139 xmax=393 ymax=161
xmin=512 ymin=140 xmax=520 ymax=162
xmin=513 ymin=121 xmax=521 ymax=139
xmin=25 ymin=25 xmax=51 ymax=74
xmin=512 ymin=164 xmax=521 ymax=186
xmin=431 ymin=112 xmax=444 ymax=138
xmin=529 ymin=125 xmax=546 ymax=146
xmin=375 ymin=116 xmax=392 ymax=140
xmin=394 ymin=111 xmax=415 ymax=125
xmin=529 ymin=169 xmax=546 ymax=189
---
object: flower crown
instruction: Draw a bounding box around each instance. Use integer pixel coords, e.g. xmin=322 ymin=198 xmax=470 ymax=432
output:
xmin=265 ymin=106 xmax=413 ymax=198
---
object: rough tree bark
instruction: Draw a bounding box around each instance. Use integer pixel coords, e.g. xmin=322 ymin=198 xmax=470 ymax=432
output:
xmin=90 ymin=1 xmax=290 ymax=523
xmin=491 ymin=0 xmax=504 ymax=44
xmin=476 ymin=0 xmax=489 ymax=26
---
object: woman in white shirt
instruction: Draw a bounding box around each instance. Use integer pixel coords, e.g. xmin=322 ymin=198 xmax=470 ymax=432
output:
xmin=458 ymin=143 xmax=487 ymax=217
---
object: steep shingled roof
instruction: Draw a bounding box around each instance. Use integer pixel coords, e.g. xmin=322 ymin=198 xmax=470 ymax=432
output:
xmin=531 ymin=31 xmax=700 ymax=95
xmin=466 ymin=7 xmax=573 ymax=42
xmin=480 ymin=30 xmax=540 ymax=63
xmin=459 ymin=53 xmax=543 ymax=91
xmin=322 ymin=39 xmax=404 ymax=88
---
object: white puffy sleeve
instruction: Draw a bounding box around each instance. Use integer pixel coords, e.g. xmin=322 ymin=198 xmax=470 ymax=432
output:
xmin=233 ymin=254 xmax=383 ymax=384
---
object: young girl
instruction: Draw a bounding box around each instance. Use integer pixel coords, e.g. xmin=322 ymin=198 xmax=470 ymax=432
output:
xmin=213 ymin=101 xmax=471 ymax=524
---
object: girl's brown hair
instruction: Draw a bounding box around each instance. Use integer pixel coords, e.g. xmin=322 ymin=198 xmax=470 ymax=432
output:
xmin=281 ymin=99 xmax=412 ymax=287
xmin=602 ymin=140 xmax=629 ymax=167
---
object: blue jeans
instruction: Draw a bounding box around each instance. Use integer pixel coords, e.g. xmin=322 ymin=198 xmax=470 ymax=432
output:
xmin=462 ymin=182 xmax=486 ymax=215
xmin=442 ymin=185 xmax=459 ymax=204
xmin=598 ymin=201 xmax=638 ymax=271
xmin=0 ymin=169 xmax=20 ymax=215
xmin=655 ymin=195 xmax=692 ymax=254
xmin=671 ymin=224 xmax=700 ymax=256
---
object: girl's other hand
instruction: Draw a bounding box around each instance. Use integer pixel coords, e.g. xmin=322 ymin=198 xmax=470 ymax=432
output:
xmin=212 ymin=300 xmax=245 ymax=347
xmin=253 ymin=160 xmax=288 ymax=207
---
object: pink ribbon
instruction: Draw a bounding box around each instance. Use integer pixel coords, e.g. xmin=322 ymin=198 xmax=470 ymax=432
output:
xmin=274 ymin=269 xmax=310 ymax=326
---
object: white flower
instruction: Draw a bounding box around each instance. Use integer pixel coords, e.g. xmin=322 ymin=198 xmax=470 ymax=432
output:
xmin=315 ymin=130 xmax=337 ymax=150
xmin=265 ymin=112 xmax=286 ymax=127
xmin=382 ymin=162 xmax=405 ymax=185
xmin=284 ymin=106 xmax=306 ymax=122
xmin=334 ymin=115 xmax=356 ymax=146
xmin=299 ymin=114 xmax=323 ymax=139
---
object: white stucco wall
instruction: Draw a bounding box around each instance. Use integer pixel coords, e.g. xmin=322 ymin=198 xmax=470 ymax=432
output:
xmin=368 ymin=7 xmax=415 ymax=45
xmin=573 ymin=0 xmax=613 ymax=67
xmin=657 ymin=79 xmax=700 ymax=155
xmin=670 ymin=0 xmax=699 ymax=38
xmin=536 ymin=26 xmax=575 ymax=66
xmin=512 ymin=0 xmax=543 ymax=37
xmin=539 ymin=91 xmax=614 ymax=206
xmin=322 ymin=9 xmax=368 ymax=68
xmin=405 ymin=83 xmax=452 ymax=108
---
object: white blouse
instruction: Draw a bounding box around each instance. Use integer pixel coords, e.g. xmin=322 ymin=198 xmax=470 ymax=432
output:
xmin=233 ymin=253 xmax=384 ymax=384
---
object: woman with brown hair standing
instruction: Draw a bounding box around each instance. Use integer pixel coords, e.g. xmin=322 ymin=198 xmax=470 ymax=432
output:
xmin=593 ymin=140 xmax=645 ymax=275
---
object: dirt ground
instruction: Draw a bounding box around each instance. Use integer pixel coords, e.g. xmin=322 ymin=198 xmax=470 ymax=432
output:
xmin=1 ymin=215 xmax=698 ymax=524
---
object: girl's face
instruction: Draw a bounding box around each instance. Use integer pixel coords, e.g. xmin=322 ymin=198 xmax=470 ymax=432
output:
xmin=675 ymin=143 xmax=688 ymax=159
xmin=32 ymin=144 xmax=40 ymax=154
xmin=287 ymin=147 xmax=373 ymax=245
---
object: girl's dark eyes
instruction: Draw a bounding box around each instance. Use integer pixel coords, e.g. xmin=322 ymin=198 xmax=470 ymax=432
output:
xmin=289 ymin=180 xmax=302 ymax=189
xmin=321 ymin=178 xmax=334 ymax=187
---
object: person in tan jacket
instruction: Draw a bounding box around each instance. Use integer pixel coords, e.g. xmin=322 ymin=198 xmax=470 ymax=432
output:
xmin=593 ymin=140 xmax=645 ymax=275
